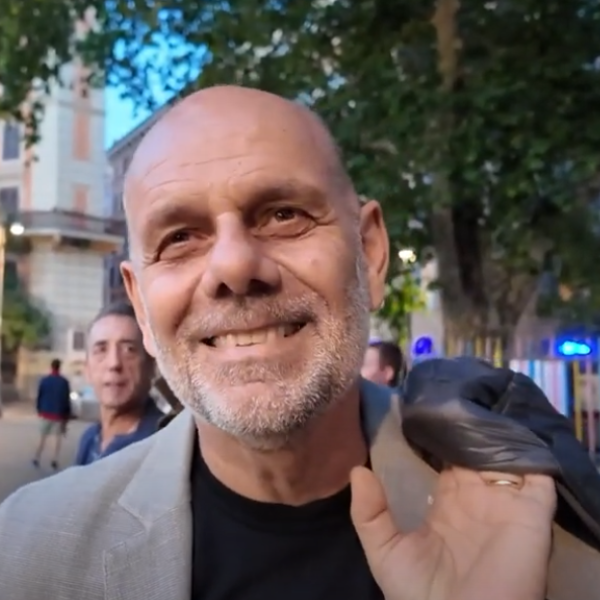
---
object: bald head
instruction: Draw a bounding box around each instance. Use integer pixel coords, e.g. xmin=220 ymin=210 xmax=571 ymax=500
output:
xmin=125 ymin=86 xmax=353 ymax=210
xmin=118 ymin=85 xmax=389 ymax=445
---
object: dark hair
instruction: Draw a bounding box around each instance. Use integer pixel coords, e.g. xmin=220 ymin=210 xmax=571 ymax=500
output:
xmin=369 ymin=340 xmax=405 ymax=387
xmin=90 ymin=301 xmax=137 ymax=328
xmin=88 ymin=301 xmax=151 ymax=361
xmin=50 ymin=358 xmax=61 ymax=371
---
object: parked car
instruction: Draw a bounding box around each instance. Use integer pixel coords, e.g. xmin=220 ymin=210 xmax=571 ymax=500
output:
xmin=70 ymin=386 xmax=100 ymax=421
xmin=70 ymin=383 xmax=171 ymax=422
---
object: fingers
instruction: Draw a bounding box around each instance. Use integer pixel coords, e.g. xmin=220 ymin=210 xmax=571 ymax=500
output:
xmin=350 ymin=466 xmax=403 ymax=563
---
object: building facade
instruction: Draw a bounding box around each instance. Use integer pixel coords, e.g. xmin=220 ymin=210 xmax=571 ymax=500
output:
xmin=105 ymin=106 xmax=168 ymax=304
xmin=0 ymin=60 xmax=124 ymax=393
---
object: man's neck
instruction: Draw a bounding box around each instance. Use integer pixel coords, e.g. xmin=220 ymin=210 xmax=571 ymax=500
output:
xmin=197 ymin=386 xmax=367 ymax=506
xmin=99 ymin=404 xmax=145 ymax=448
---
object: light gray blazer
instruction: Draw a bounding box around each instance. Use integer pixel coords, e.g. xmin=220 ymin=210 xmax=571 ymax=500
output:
xmin=0 ymin=380 xmax=597 ymax=600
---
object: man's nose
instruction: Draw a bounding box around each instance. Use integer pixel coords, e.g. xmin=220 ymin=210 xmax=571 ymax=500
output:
xmin=200 ymin=221 xmax=281 ymax=298
xmin=106 ymin=346 xmax=123 ymax=371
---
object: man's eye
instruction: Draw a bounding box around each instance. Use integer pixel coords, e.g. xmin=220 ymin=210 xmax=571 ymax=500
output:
xmin=273 ymin=208 xmax=300 ymax=222
xmin=167 ymin=230 xmax=190 ymax=245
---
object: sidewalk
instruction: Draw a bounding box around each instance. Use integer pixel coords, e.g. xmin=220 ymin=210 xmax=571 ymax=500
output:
xmin=0 ymin=413 xmax=87 ymax=502
xmin=1 ymin=399 xmax=37 ymax=421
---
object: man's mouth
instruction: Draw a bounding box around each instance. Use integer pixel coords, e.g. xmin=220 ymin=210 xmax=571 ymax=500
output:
xmin=203 ymin=322 xmax=306 ymax=348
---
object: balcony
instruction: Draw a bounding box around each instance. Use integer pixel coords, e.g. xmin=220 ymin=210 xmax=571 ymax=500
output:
xmin=14 ymin=209 xmax=126 ymax=253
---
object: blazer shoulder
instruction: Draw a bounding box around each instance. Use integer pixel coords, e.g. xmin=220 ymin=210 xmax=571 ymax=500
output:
xmin=0 ymin=440 xmax=152 ymax=598
xmin=0 ymin=435 xmax=151 ymax=536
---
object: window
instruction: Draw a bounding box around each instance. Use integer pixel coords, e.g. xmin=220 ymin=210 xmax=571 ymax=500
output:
xmin=109 ymin=262 xmax=123 ymax=288
xmin=71 ymin=330 xmax=86 ymax=352
xmin=2 ymin=123 xmax=20 ymax=160
xmin=0 ymin=187 xmax=19 ymax=216
xmin=73 ymin=184 xmax=89 ymax=213
xmin=4 ymin=260 xmax=18 ymax=290
xmin=73 ymin=112 xmax=90 ymax=160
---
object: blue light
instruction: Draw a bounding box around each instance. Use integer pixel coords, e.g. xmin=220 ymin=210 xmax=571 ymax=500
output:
xmin=557 ymin=340 xmax=592 ymax=357
xmin=413 ymin=336 xmax=434 ymax=357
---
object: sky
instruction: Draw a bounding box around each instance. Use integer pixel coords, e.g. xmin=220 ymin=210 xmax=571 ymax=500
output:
xmin=104 ymin=86 xmax=152 ymax=148
xmin=103 ymin=34 xmax=206 ymax=148
xmin=104 ymin=42 xmax=203 ymax=148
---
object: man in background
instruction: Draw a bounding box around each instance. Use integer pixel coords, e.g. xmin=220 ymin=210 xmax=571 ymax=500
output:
xmin=74 ymin=301 xmax=163 ymax=466
xmin=32 ymin=358 xmax=71 ymax=470
xmin=361 ymin=340 xmax=405 ymax=388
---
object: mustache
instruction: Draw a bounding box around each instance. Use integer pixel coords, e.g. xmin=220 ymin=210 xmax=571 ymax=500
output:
xmin=180 ymin=296 xmax=319 ymax=339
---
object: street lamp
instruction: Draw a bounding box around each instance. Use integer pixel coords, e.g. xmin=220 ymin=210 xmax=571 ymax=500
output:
xmin=9 ymin=222 xmax=25 ymax=236
xmin=398 ymin=248 xmax=417 ymax=264
xmin=0 ymin=219 xmax=24 ymax=415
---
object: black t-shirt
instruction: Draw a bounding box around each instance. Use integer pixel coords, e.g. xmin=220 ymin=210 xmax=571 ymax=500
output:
xmin=190 ymin=445 xmax=384 ymax=600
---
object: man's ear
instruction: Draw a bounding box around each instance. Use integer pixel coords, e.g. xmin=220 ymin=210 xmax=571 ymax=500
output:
xmin=359 ymin=200 xmax=389 ymax=310
xmin=382 ymin=365 xmax=395 ymax=387
xmin=120 ymin=260 xmax=157 ymax=357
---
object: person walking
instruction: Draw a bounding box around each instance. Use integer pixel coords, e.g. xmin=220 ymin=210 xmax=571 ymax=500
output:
xmin=32 ymin=358 xmax=71 ymax=470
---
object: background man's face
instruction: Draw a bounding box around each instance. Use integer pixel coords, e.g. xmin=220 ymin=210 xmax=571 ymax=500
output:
xmin=122 ymin=92 xmax=388 ymax=448
xmin=85 ymin=315 xmax=153 ymax=412
xmin=361 ymin=346 xmax=391 ymax=386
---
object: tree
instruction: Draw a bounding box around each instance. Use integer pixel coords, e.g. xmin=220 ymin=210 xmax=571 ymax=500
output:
xmin=85 ymin=0 xmax=600 ymax=339
xmin=375 ymin=246 xmax=426 ymax=342
xmin=4 ymin=0 xmax=600 ymax=338
xmin=0 ymin=0 xmax=96 ymax=142
xmin=377 ymin=272 xmax=425 ymax=344
xmin=2 ymin=268 xmax=50 ymax=352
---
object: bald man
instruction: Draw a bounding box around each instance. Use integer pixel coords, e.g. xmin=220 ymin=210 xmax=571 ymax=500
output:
xmin=0 ymin=86 xmax=592 ymax=600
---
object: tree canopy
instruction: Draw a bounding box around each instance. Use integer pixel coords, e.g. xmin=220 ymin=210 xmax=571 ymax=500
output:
xmin=2 ymin=265 xmax=50 ymax=352
xmin=0 ymin=1 xmax=93 ymax=142
xmin=4 ymin=0 xmax=600 ymax=337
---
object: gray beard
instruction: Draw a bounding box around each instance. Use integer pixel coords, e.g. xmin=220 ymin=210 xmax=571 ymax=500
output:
xmin=148 ymin=254 xmax=372 ymax=449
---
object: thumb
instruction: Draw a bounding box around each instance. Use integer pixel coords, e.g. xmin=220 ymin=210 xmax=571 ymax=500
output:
xmin=350 ymin=466 xmax=403 ymax=565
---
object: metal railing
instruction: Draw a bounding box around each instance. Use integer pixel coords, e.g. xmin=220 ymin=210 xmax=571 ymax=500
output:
xmin=15 ymin=210 xmax=126 ymax=237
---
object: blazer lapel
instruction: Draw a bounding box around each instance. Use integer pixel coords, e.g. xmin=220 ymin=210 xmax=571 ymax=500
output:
xmin=103 ymin=384 xmax=428 ymax=599
xmin=361 ymin=379 xmax=437 ymax=532
xmin=102 ymin=380 xmax=600 ymax=600
xmin=104 ymin=411 xmax=196 ymax=600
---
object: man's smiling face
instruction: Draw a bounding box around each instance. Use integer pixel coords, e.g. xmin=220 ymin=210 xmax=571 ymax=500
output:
xmin=121 ymin=87 xmax=389 ymax=448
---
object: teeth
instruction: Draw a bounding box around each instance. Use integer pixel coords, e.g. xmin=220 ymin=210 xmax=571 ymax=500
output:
xmin=212 ymin=324 xmax=298 ymax=348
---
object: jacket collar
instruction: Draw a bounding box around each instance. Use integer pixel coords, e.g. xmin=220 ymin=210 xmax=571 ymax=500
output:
xmin=116 ymin=378 xmax=434 ymax=527
xmin=107 ymin=378 xmax=434 ymax=600
xmin=106 ymin=378 xmax=597 ymax=600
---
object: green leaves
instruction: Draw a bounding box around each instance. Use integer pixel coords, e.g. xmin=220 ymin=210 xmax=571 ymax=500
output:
xmin=377 ymin=268 xmax=426 ymax=343
xmin=3 ymin=0 xmax=600 ymax=332
xmin=2 ymin=279 xmax=51 ymax=352
xmin=0 ymin=0 xmax=99 ymax=142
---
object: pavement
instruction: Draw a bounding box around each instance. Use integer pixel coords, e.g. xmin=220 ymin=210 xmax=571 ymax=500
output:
xmin=0 ymin=402 xmax=88 ymax=503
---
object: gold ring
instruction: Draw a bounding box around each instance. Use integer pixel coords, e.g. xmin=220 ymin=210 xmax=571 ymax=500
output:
xmin=480 ymin=471 xmax=525 ymax=490
xmin=488 ymin=479 xmax=520 ymax=488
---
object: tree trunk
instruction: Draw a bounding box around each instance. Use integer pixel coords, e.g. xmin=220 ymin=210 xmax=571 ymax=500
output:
xmin=430 ymin=0 xmax=483 ymax=337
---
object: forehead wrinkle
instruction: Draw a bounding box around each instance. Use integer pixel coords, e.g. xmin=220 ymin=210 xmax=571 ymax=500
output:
xmin=136 ymin=154 xmax=254 ymax=188
xmin=123 ymin=87 xmax=360 ymax=247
